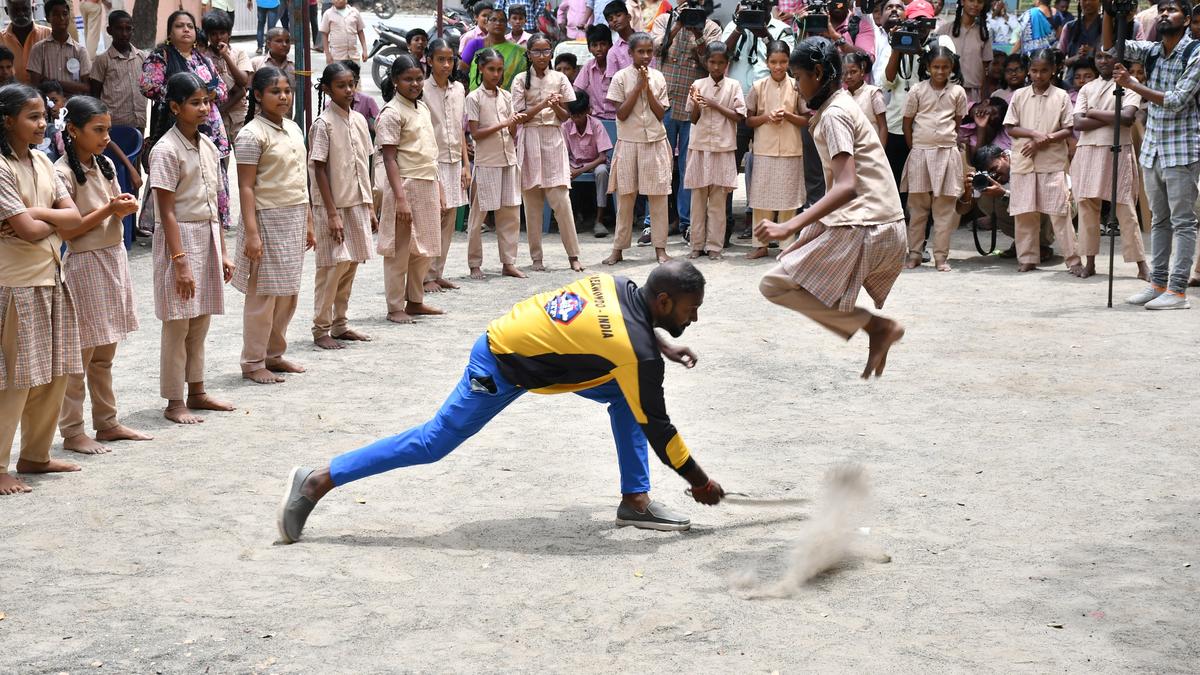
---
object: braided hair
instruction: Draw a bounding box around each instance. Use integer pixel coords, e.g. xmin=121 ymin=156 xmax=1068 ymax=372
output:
xmin=315 ymin=61 xmax=355 ymax=115
xmin=0 ymin=83 xmax=41 ymax=159
xmin=381 ymin=53 xmax=423 ymax=102
xmin=472 ymin=48 xmax=503 ymax=91
xmin=246 ymin=65 xmax=286 ymax=120
xmin=524 ymin=33 xmax=552 ymax=89
xmin=62 ymin=96 xmax=115 ymax=185
xmin=789 ymin=37 xmax=842 ymax=111
xmin=951 ymin=0 xmax=990 ymax=40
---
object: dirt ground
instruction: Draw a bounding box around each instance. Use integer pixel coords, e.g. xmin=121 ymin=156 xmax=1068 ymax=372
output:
xmin=2 ymin=221 xmax=1198 ymax=673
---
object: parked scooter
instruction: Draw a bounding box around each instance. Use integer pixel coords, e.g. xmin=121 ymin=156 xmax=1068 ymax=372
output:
xmin=370 ymin=0 xmax=396 ymax=20
xmin=367 ymin=6 xmax=472 ymax=89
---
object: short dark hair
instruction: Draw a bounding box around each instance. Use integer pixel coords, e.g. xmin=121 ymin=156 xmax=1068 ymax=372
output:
xmin=107 ymin=9 xmax=131 ymax=25
xmin=473 ymin=1 xmax=494 ymax=17
xmin=567 ymin=87 xmax=589 ymax=114
xmin=973 ymin=144 xmax=1005 ymax=171
xmin=508 ymin=3 xmax=526 ymax=16
xmin=202 ymin=9 xmax=233 ymax=34
xmin=586 ymin=23 xmax=613 ymax=46
xmin=406 ymin=27 xmax=428 ymax=42
xmin=554 ymin=52 xmax=578 ymax=69
xmin=0 ymin=46 xmax=13 ymax=63
xmin=645 ymin=260 xmax=706 ymax=298
xmin=43 ymin=0 xmax=68 ymax=14
xmin=37 ymin=79 xmax=64 ymax=97
xmin=603 ymin=0 xmax=628 ymax=19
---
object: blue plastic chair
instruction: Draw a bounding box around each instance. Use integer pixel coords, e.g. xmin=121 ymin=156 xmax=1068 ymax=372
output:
xmin=103 ymin=126 xmax=143 ymax=249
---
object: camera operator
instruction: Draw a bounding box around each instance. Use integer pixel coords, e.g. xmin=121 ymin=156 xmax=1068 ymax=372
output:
xmin=962 ymin=144 xmax=1056 ymax=259
xmin=796 ymin=0 xmax=878 ymax=57
xmin=650 ymin=1 xmax=723 ymax=237
xmin=1104 ymin=0 xmax=1200 ymax=308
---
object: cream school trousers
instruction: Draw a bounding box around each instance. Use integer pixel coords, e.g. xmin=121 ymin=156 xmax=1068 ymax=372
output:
xmin=58 ymin=342 xmax=119 ymax=439
xmin=759 ymin=266 xmax=871 ymax=340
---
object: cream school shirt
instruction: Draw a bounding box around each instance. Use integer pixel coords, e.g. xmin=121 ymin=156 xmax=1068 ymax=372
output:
xmin=746 ymin=75 xmax=804 ymax=158
xmin=148 ymin=126 xmax=221 ymax=224
xmin=0 ymin=151 xmax=69 ymax=287
xmin=320 ymin=5 xmax=366 ymax=61
xmin=237 ymin=116 xmax=308 ymax=209
xmin=378 ymin=96 xmax=439 ymax=180
xmin=809 ymin=90 xmax=904 ymax=227
xmin=54 ymin=155 xmax=123 ymax=253
xmin=308 ymin=104 xmax=373 ymax=209
xmin=904 ymin=80 xmax=969 ymax=149
xmin=606 ymin=65 xmax=669 ymax=144
xmin=424 ymin=77 xmax=467 ymax=164
xmin=511 ymin=69 xmax=576 ymax=127
xmin=1074 ymin=78 xmax=1142 ymax=147
xmin=464 ymin=87 xmax=519 ymax=168
xmin=1003 ymin=85 xmax=1073 ymax=175
xmin=686 ymin=76 xmax=746 ymax=153
xmin=848 ymin=84 xmax=886 ymax=120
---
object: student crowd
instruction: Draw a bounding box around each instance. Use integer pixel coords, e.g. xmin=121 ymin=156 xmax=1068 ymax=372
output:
xmin=2 ymin=0 xmax=1199 ymax=493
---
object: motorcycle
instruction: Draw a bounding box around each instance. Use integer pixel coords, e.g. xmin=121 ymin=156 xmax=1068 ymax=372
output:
xmin=367 ymin=6 xmax=472 ymax=89
xmin=371 ymin=0 xmax=396 ymax=20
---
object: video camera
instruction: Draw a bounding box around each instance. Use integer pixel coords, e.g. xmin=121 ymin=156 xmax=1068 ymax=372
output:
xmin=889 ymin=16 xmax=937 ymax=54
xmin=676 ymin=0 xmax=713 ymax=29
xmin=735 ymin=0 xmax=775 ymax=31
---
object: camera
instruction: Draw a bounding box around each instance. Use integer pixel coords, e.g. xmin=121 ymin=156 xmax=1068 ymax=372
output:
xmin=676 ymin=0 xmax=711 ymax=28
xmin=734 ymin=0 xmax=775 ymax=31
xmin=971 ymin=171 xmax=997 ymax=190
xmin=888 ymin=17 xmax=936 ymax=54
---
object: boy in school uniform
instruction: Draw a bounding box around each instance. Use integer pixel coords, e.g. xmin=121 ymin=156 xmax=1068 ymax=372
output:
xmin=555 ymin=53 xmax=579 ymax=82
xmin=27 ymin=0 xmax=92 ymax=96
xmin=88 ymin=11 xmax=147 ymax=133
xmin=574 ymin=24 xmax=616 ymax=119
xmin=564 ymin=89 xmax=613 ymax=237
xmin=0 ymin=0 xmax=51 ymax=85
xmin=252 ymin=28 xmax=296 ymax=86
xmin=507 ymin=4 xmax=531 ymax=46
xmin=203 ymin=10 xmax=253 ymax=141
xmin=320 ymin=0 xmax=368 ymax=63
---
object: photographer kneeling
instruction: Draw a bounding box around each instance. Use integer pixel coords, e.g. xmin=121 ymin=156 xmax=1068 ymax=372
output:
xmin=961 ymin=144 xmax=1055 ymax=260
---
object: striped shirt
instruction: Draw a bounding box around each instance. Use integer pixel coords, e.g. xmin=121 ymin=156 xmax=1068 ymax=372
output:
xmin=1124 ymin=36 xmax=1200 ymax=169
xmin=27 ymin=35 xmax=92 ymax=84
xmin=89 ymin=45 xmax=148 ymax=129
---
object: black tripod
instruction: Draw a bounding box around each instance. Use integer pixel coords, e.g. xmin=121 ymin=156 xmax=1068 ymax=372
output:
xmin=1104 ymin=4 xmax=1137 ymax=308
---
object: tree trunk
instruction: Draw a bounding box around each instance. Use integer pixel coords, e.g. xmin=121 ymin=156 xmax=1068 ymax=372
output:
xmin=132 ymin=0 xmax=160 ymax=50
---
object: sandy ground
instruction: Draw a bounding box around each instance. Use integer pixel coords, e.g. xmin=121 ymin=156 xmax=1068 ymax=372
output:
xmin=2 ymin=215 xmax=1199 ymax=672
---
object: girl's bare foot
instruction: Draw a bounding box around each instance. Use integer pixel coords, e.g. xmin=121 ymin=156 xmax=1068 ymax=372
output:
xmin=243 ymin=368 xmax=284 ymax=384
xmin=904 ymin=253 xmax=921 ymax=269
xmin=165 ymin=403 xmax=204 ymax=424
xmin=63 ymin=434 xmax=109 ymax=455
xmin=469 ymin=266 xmax=486 ymax=280
xmin=1067 ymin=263 xmax=1084 ymax=277
xmin=334 ymin=328 xmax=372 ymax=341
xmin=1017 ymin=263 xmax=1037 ymax=273
xmin=687 ymin=250 xmax=702 ymax=260
xmin=569 ymin=257 xmax=584 ymax=272
xmin=746 ymin=247 xmax=769 ymax=259
xmin=314 ymin=335 xmax=344 ymax=350
xmin=405 ymin=302 xmax=445 ymax=316
xmin=423 ymin=280 xmax=443 ymax=293
xmin=531 ymin=260 xmax=547 ymax=272
xmin=16 ymin=457 xmax=81 ymax=474
xmin=934 ymin=257 xmax=952 ymax=272
xmin=861 ymin=316 xmax=905 ymax=380
xmin=708 ymin=251 xmax=724 ymax=261
xmin=186 ymin=393 xmax=235 ymax=411
xmin=96 ymin=424 xmax=153 ymax=442
xmin=0 ymin=473 xmax=32 ymax=495
xmin=387 ymin=311 xmax=415 ymax=324
xmin=1079 ymin=261 xmax=1096 ymax=278
xmin=655 ymin=248 xmax=671 ymax=264
xmin=1141 ymin=264 xmax=1153 ymax=282
xmin=501 ymin=263 xmax=527 ymax=279
xmin=435 ymin=278 xmax=460 ymax=290
xmin=602 ymin=251 xmax=623 ymax=265
xmin=266 ymin=359 xmax=306 ymax=374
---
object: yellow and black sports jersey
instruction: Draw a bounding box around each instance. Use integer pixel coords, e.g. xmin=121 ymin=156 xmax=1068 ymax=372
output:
xmin=486 ymin=274 xmax=695 ymax=477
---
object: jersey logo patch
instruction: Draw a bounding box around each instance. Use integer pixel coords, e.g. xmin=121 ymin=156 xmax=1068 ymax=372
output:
xmin=545 ymin=291 xmax=587 ymax=325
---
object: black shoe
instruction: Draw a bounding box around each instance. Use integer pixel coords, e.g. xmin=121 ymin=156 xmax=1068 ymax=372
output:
xmin=637 ymin=227 xmax=651 ymax=246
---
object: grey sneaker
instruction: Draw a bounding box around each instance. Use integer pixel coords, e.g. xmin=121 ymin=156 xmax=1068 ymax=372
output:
xmin=1145 ymin=291 xmax=1191 ymax=310
xmin=277 ymin=466 xmax=316 ymax=544
xmin=1126 ymin=285 xmax=1164 ymax=306
xmin=593 ymin=221 xmax=609 ymax=238
xmin=615 ymin=500 xmax=691 ymax=531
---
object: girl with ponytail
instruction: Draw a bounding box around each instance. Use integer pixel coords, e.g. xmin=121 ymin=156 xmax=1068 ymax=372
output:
xmin=0 ymin=83 xmax=84 ymax=493
xmin=147 ymin=72 xmax=235 ymax=425
xmin=754 ymin=37 xmax=908 ymax=381
xmin=510 ymin=33 xmax=584 ymax=272
xmin=308 ymin=61 xmax=376 ymax=349
xmin=52 ymin=95 xmax=149 ymax=454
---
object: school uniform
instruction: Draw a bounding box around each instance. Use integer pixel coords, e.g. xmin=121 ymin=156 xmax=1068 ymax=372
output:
xmin=1070 ymin=77 xmax=1145 ymax=263
xmin=27 ymin=34 xmax=92 ymax=88
xmin=376 ymin=95 xmax=442 ymax=309
xmin=684 ymin=75 xmax=745 ymax=254
xmin=423 ymin=77 xmax=468 ymax=283
xmin=935 ymin=20 xmax=993 ymax=101
xmin=320 ymin=4 xmax=366 ymax=62
xmin=54 ymin=155 xmax=139 ymax=440
xmin=759 ymin=90 xmax=905 ymax=338
xmin=900 ymin=80 xmax=969 ymax=262
xmin=213 ymin=45 xmax=253 ymax=140
xmin=88 ymin=45 xmax=149 ymax=131
xmin=233 ymin=116 xmax=309 ymax=374
xmin=251 ymin=55 xmax=296 ymax=87
xmin=563 ymin=114 xmax=613 ymax=210
xmin=308 ymin=105 xmax=375 ymax=340
xmin=0 ymin=151 xmax=80 ymax=475
xmin=464 ymin=86 xmax=523 ymax=270
xmin=1003 ymin=84 xmax=1079 ymax=268
xmin=512 ymin=68 xmax=582 ymax=264
xmin=606 ymin=65 xmax=672 ymax=251
xmin=148 ymin=126 xmax=225 ymax=400
xmin=848 ymin=83 xmax=886 ymax=135
xmin=746 ymin=75 xmax=806 ymax=248
xmin=574 ymin=57 xmax=616 ymax=120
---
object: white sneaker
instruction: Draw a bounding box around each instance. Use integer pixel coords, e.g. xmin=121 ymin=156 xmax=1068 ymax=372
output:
xmin=1126 ymin=285 xmax=1164 ymax=306
xmin=1144 ymin=291 xmax=1191 ymax=310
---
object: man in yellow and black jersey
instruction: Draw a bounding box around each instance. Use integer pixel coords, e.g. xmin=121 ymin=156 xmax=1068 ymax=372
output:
xmin=277 ymin=261 xmax=726 ymax=543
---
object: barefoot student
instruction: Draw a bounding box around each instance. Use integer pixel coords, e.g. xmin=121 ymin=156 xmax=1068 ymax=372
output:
xmin=465 ymin=48 xmax=525 ymax=280
xmin=1002 ymin=48 xmax=1080 ymax=275
xmin=422 ymin=38 xmax=467 ymax=293
xmin=308 ymin=61 xmax=375 ymax=350
xmin=603 ymin=32 xmax=672 ymax=266
xmin=745 ymin=40 xmax=806 ymax=261
xmin=754 ymin=38 xmax=906 ymax=380
xmin=234 ymin=66 xmax=314 ymax=383
xmin=685 ymin=41 xmax=746 ymax=262
xmin=0 ymin=83 xmax=83 ymax=495
xmin=54 ymin=96 xmax=152 ymax=455
xmin=149 ymin=73 xmax=236 ymax=424
xmin=277 ymin=262 xmax=727 ymax=543
xmin=377 ymin=54 xmax=446 ymax=322
xmin=511 ymin=33 xmax=585 ymax=272
xmin=1070 ymin=48 xmax=1147 ymax=281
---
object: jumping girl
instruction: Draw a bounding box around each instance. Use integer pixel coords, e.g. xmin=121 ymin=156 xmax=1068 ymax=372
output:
xmin=746 ymin=40 xmax=806 ymax=261
xmin=422 ymin=38 xmax=469 ymax=293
